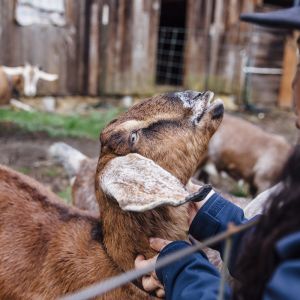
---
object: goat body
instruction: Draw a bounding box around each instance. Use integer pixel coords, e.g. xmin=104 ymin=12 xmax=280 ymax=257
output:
xmin=0 ymin=91 xmax=224 ymax=298
xmin=0 ymin=67 xmax=22 ymax=104
xmin=48 ymin=142 xmax=98 ymax=213
xmin=0 ymin=165 xmax=154 ymax=299
xmin=72 ymin=157 xmax=99 ymax=212
xmin=207 ymin=114 xmax=292 ymax=194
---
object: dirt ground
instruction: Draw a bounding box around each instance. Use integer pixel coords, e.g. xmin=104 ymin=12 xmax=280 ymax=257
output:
xmin=238 ymin=108 xmax=298 ymax=145
xmin=0 ymin=105 xmax=298 ymax=202
xmin=0 ymin=122 xmax=100 ymax=202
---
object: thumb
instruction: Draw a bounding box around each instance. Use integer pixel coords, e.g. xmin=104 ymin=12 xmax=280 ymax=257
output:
xmin=149 ymin=238 xmax=172 ymax=252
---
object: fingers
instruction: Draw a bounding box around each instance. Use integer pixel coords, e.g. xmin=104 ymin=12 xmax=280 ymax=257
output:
xmin=187 ymin=202 xmax=198 ymax=226
xmin=134 ymin=255 xmax=157 ymax=269
xmin=149 ymin=238 xmax=172 ymax=252
xmin=142 ymin=275 xmax=165 ymax=298
xmin=142 ymin=275 xmax=163 ymax=292
xmin=134 ymin=255 xmax=159 ymax=283
xmin=135 ymin=238 xmax=171 ymax=298
xmin=156 ymin=288 xmax=165 ymax=298
xmin=151 ymin=270 xmax=159 ymax=281
xmin=135 ymin=254 xmax=165 ymax=296
xmin=134 ymin=255 xmax=146 ymax=269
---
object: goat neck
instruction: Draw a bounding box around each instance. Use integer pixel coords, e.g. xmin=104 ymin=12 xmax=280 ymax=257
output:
xmin=96 ymin=154 xmax=188 ymax=271
xmin=97 ymin=186 xmax=189 ymax=272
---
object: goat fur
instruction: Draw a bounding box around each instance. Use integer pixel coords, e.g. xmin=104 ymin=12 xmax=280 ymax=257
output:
xmin=207 ymin=114 xmax=291 ymax=194
xmin=0 ymin=91 xmax=223 ymax=299
xmin=0 ymin=67 xmax=23 ymax=104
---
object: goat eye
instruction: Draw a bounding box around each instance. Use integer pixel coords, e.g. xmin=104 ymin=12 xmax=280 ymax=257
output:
xmin=130 ymin=131 xmax=138 ymax=144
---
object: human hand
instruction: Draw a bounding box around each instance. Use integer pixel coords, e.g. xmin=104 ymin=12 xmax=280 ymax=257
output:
xmin=134 ymin=238 xmax=172 ymax=298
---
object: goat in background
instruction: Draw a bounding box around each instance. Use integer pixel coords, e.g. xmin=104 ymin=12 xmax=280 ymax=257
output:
xmin=0 ymin=63 xmax=58 ymax=105
xmin=206 ymin=114 xmax=291 ymax=195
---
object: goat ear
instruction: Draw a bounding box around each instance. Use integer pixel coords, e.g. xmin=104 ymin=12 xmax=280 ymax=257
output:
xmin=37 ymin=70 xmax=58 ymax=81
xmin=2 ymin=66 xmax=24 ymax=76
xmin=99 ymin=153 xmax=190 ymax=212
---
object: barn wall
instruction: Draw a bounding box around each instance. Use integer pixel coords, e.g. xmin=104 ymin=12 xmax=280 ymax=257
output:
xmin=184 ymin=0 xmax=257 ymax=93
xmin=0 ymin=0 xmax=87 ymax=96
xmin=0 ymin=0 xmax=161 ymax=96
xmin=183 ymin=0 xmax=287 ymax=107
xmin=101 ymin=0 xmax=160 ymax=95
xmin=0 ymin=0 xmax=288 ymax=103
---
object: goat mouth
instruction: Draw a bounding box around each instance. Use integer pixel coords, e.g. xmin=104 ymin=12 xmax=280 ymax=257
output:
xmin=193 ymin=91 xmax=215 ymax=122
xmin=194 ymin=93 xmax=224 ymax=123
xmin=208 ymin=98 xmax=224 ymax=119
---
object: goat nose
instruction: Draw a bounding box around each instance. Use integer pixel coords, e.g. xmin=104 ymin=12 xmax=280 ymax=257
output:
xmin=192 ymin=92 xmax=205 ymax=100
xmin=183 ymin=90 xmax=201 ymax=99
xmin=175 ymin=90 xmax=203 ymax=105
xmin=184 ymin=90 xmax=209 ymax=101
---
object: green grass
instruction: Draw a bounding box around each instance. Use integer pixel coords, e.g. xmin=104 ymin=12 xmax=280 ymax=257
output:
xmin=58 ymin=186 xmax=72 ymax=204
xmin=42 ymin=167 xmax=61 ymax=178
xmin=17 ymin=166 xmax=31 ymax=175
xmin=0 ymin=108 xmax=121 ymax=139
xmin=230 ymin=182 xmax=250 ymax=198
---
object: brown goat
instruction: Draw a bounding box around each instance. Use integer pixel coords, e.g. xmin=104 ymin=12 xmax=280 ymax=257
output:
xmin=72 ymin=157 xmax=99 ymax=212
xmin=0 ymin=91 xmax=224 ymax=299
xmin=48 ymin=142 xmax=98 ymax=212
xmin=52 ymin=114 xmax=290 ymax=213
xmin=206 ymin=114 xmax=292 ymax=194
xmin=0 ymin=67 xmax=23 ymax=104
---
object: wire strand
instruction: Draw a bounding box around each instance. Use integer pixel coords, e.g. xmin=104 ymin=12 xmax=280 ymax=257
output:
xmin=60 ymin=219 xmax=259 ymax=300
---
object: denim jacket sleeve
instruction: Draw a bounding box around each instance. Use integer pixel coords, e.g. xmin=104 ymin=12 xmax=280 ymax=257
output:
xmin=189 ymin=192 xmax=255 ymax=274
xmin=156 ymin=241 xmax=231 ymax=300
xmin=155 ymin=194 xmax=300 ymax=300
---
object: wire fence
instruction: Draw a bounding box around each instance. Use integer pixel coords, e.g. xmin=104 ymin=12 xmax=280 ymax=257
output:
xmin=156 ymin=27 xmax=186 ymax=86
xmin=60 ymin=219 xmax=259 ymax=300
xmin=155 ymin=26 xmax=287 ymax=108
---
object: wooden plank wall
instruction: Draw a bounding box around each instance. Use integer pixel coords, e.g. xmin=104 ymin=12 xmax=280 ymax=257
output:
xmin=278 ymin=33 xmax=298 ymax=107
xmin=184 ymin=0 xmax=288 ymax=107
xmin=0 ymin=0 xmax=288 ymax=103
xmin=184 ymin=0 xmax=256 ymax=93
xmin=101 ymin=0 xmax=160 ymax=95
xmin=246 ymin=25 xmax=287 ymax=107
xmin=0 ymin=0 xmax=87 ymax=96
xmin=0 ymin=0 xmax=161 ymax=96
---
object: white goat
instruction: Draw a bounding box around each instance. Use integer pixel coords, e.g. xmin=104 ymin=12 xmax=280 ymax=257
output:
xmin=0 ymin=63 xmax=58 ymax=104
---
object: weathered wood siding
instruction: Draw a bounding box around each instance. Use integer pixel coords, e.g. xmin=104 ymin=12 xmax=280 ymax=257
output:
xmin=0 ymin=0 xmax=288 ymax=104
xmin=0 ymin=0 xmax=161 ymax=96
xmin=100 ymin=0 xmax=160 ymax=95
xmin=0 ymin=0 xmax=87 ymax=96
xmin=184 ymin=0 xmax=256 ymax=92
xmin=184 ymin=0 xmax=288 ymax=107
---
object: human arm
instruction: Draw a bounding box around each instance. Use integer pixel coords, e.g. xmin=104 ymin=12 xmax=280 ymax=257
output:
xmin=156 ymin=240 xmax=231 ymax=300
xmin=189 ymin=191 xmax=258 ymax=274
xmin=135 ymin=238 xmax=231 ymax=300
xmin=134 ymin=189 xmax=255 ymax=297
